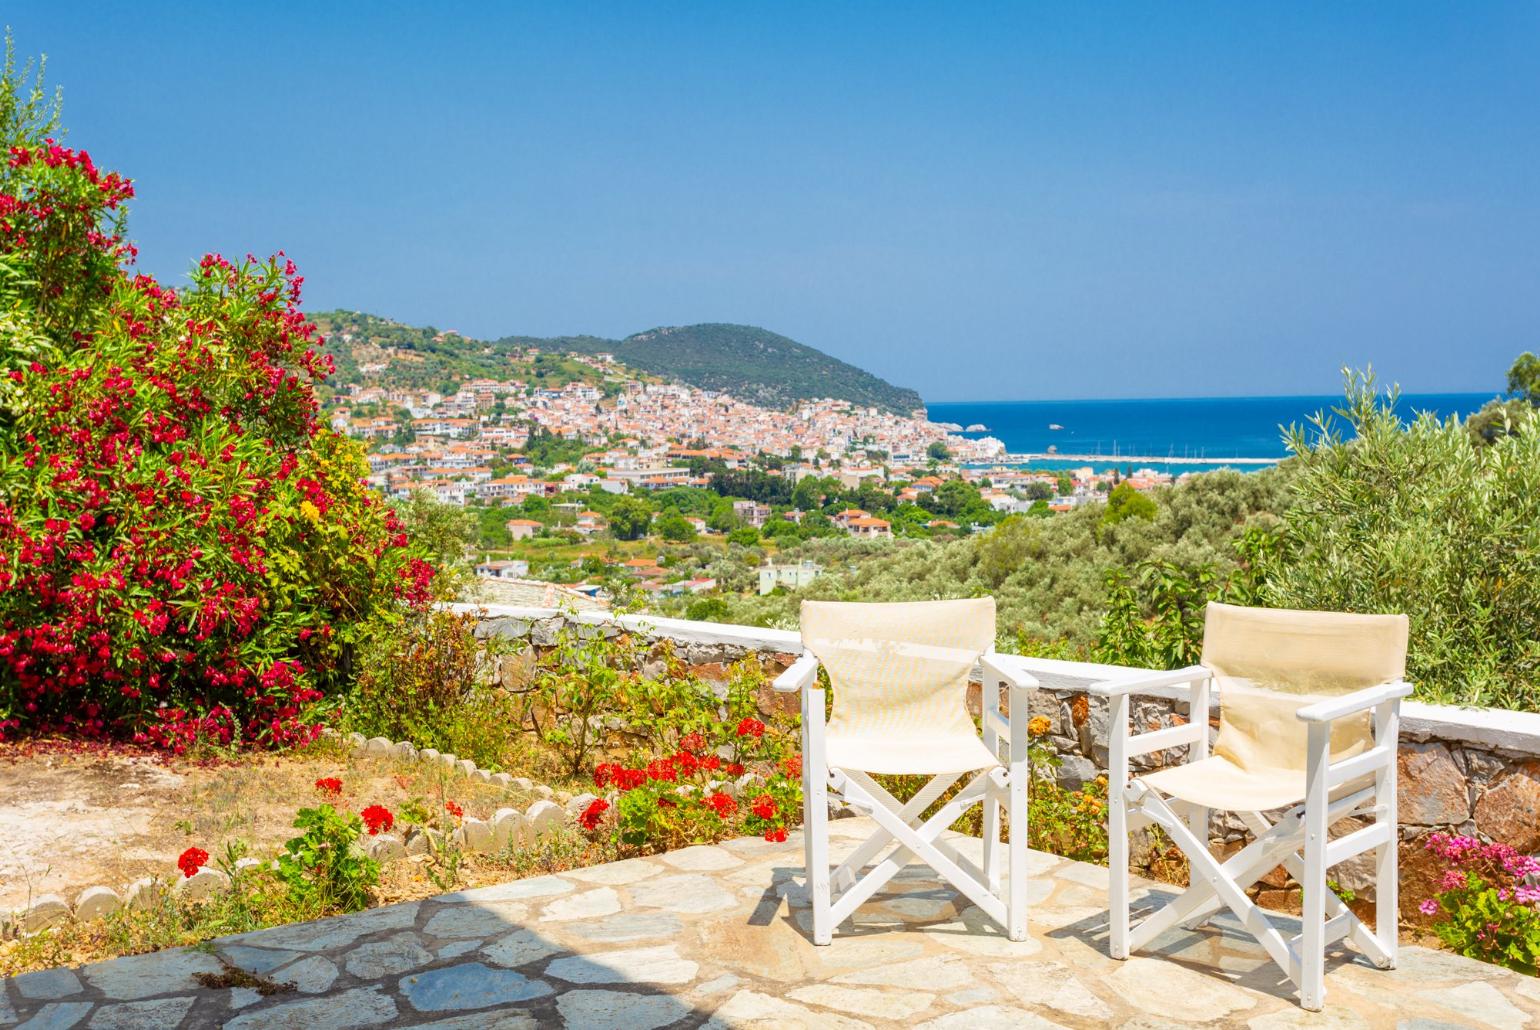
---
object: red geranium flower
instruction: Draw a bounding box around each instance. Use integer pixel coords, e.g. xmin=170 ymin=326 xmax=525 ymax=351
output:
xmin=360 ymin=804 xmax=394 ymax=835
xmin=445 ymin=800 xmax=463 ymax=819
xmin=704 ymin=792 xmax=737 ymax=817
xmin=725 ymin=762 xmax=745 ymax=777
xmin=781 ymin=754 xmax=802 ymax=778
xmin=579 ymin=797 xmax=609 ymax=831
xmin=736 ymin=717 xmax=765 ymax=739
xmin=678 ymin=731 xmax=706 ymax=755
xmin=313 ymin=777 xmax=342 ymax=796
xmin=764 ymin=827 xmax=788 ymax=843
xmin=750 ymin=794 xmax=777 ymax=820
xmin=178 ymin=846 xmax=209 ymax=878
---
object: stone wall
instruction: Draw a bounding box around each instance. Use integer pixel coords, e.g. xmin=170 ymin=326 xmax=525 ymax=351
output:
xmin=459 ymin=603 xmax=1540 ymax=904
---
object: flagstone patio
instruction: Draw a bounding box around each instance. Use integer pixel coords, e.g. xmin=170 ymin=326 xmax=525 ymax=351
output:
xmin=3 ymin=819 xmax=1537 ymax=1029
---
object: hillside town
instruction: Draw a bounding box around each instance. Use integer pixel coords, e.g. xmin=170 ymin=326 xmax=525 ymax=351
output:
xmin=319 ymin=334 xmax=1185 ymax=606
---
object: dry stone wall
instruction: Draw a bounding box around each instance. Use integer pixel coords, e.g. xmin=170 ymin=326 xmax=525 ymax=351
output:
xmin=464 ymin=604 xmax=1540 ymax=905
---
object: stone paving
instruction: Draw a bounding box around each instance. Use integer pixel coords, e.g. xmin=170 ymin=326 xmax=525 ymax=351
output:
xmin=3 ymin=820 xmax=1538 ymax=1028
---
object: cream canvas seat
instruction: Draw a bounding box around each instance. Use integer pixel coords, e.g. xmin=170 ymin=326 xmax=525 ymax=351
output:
xmin=773 ymin=598 xmax=1038 ymax=944
xmin=1083 ymin=602 xmax=1410 ymax=1011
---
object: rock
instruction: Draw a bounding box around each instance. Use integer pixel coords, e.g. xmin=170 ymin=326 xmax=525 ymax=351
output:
xmin=368 ymin=833 xmax=407 ymax=861
xmin=1399 ymin=743 xmax=1471 ymax=826
xmin=459 ymin=817 xmax=494 ymax=853
xmin=405 ymin=829 xmax=431 ymax=856
xmin=629 ymin=873 xmax=739 ymax=914
xmin=456 ymin=759 xmax=478 ymax=777
xmin=533 ymin=784 xmax=555 ymax=799
xmin=473 ymin=768 xmax=492 ymax=783
xmin=12 ymin=965 xmax=83 ymax=1000
xmin=540 ymin=887 xmax=621 ymax=921
xmin=85 ymin=996 xmax=196 ymax=1028
xmin=224 ymin=986 xmax=397 ymax=1029
xmin=490 ymin=772 xmax=514 ymax=787
xmin=123 ymin=878 xmax=164 ymax=911
xmin=705 ymin=989 xmax=872 ymax=1029
xmin=1054 ymin=754 xmax=1098 ymax=791
xmin=394 ymin=741 xmax=418 ymax=761
xmin=734 ymin=772 xmax=760 ymax=794
xmin=988 ymin=959 xmax=1111 ymax=1021
xmin=82 ymin=948 xmax=223 ymax=1001
xmin=234 ymin=857 xmax=267 ymax=873
xmin=1107 ymin=956 xmax=1256 ymax=1022
xmin=400 ymin=962 xmax=553 ymax=1011
xmin=73 ymin=885 xmax=122 ymax=921
xmin=1473 ymin=764 xmax=1540 ymax=851
xmin=422 ymin=901 xmax=529 ymax=939
xmin=217 ymin=945 xmax=306 ymax=974
xmin=363 ymin=735 xmax=394 ymax=756
xmin=346 ymin=731 xmax=366 ymax=750
xmin=564 ymin=858 xmax=664 ymax=886
xmin=497 ymin=650 xmax=536 ymax=689
xmin=436 ymin=875 xmax=572 ymax=904
xmin=274 ymin=954 xmax=339 ymax=993
xmin=525 ymin=799 xmax=564 ymax=839
xmin=563 ymin=912 xmax=683 ymax=943
xmin=14 ymin=1002 xmax=93 ymax=1028
xmin=661 ymin=844 xmax=742 ymax=872
xmin=557 ymin=989 xmax=691 ymax=1030
xmin=510 ymin=776 xmax=534 ymax=791
xmin=833 ymin=954 xmax=973 ymax=991
xmin=344 ymin=933 xmax=435 ymax=979
xmin=546 ymin=944 xmax=698 ymax=985
xmin=489 ymin=808 xmax=527 ymax=851
xmin=480 ymin=927 xmax=564 ymax=968
xmin=420 ymin=748 xmax=442 ymax=764
xmin=173 ymin=867 xmax=230 ymax=902
xmin=565 ymin=792 xmax=599 ymax=817
xmin=21 ymin=894 xmax=71 ymax=932
xmin=787 ymin=984 xmax=936 ymax=1020
xmin=438 ymin=752 xmax=459 ymax=769
xmin=916 ymin=1006 xmax=1068 ymax=1029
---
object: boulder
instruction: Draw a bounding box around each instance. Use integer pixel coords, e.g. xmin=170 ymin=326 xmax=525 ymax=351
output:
xmin=74 ymin=886 xmax=122 ymax=921
xmin=526 ymin=799 xmax=564 ymax=839
xmin=174 ymin=867 xmax=231 ymax=902
xmin=1398 ymin=742 xmax=1471 ymax=826
xmin=368 ymin=833 xmax=407 ymax=862
xmin=1474 ymin=764 xmax=1540 ymax=852
xmin=21 ymin=894 xmax=70 ymax=932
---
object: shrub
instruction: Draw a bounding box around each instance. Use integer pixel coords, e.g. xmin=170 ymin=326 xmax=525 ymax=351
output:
xmin=1265 ymin=372 xmax=1540 ymax=707
xmin=0 ymin=51 xmax=433 ymax=747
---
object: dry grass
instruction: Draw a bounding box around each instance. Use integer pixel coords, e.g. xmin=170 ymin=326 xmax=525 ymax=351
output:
xmin=0 ymin=737 xmax=548 ymax=915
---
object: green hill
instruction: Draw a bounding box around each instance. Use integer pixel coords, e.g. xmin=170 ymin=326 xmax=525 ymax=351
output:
xmin=315 ymin=312 xmax=924 ymax=414
xmin=553 ymin=323 xmax=922 ymax=415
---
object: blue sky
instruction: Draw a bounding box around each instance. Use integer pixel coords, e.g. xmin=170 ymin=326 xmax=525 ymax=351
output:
xmin=6 ymin=3 xmax=1538 ymax=401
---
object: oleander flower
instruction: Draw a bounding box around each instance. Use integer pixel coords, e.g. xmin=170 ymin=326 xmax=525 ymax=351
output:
xmin=178 ymin=846 xmax=209 ymax=879
xmin=360 ymin=804 xmax=394 ymax=835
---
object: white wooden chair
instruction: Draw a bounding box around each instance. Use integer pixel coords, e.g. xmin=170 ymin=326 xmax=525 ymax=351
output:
xmin=773 ymin=597 xmax=1038 ymax=944
xmin=1092 ymin=601 xmax=1410 ymax=1011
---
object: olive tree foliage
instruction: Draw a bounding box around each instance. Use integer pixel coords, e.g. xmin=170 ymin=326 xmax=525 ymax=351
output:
xmin=702 ymin=468 xmax=1291 ymax=651
xmin=1261 ymin=372 xmax=1540 ymax=708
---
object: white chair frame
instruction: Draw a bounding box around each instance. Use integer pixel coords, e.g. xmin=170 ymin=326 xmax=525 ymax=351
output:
xmin=774 ymin=651 xmax=1037 ymax=944
xmin=1086 ymin=665 xmax=1411 ymax=1011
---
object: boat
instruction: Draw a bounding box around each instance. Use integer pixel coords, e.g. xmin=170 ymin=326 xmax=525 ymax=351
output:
xmin=1048 ymin=423 xmax=1064 ymax=431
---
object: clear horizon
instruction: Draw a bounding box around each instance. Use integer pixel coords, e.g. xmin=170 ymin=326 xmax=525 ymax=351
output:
xmin=6 ymin=4 xmax=1538 ymax=401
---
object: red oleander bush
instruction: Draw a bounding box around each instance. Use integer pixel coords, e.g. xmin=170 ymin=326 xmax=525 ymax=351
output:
xmin=0 ymin=53 xmax=432 ymax=749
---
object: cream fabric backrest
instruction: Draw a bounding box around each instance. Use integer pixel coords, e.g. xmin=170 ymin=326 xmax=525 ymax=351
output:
xmin=801 ymin=598 xmax=996 ymax=746
xmin=1202 ymin=602 xmax=1409 ymax=776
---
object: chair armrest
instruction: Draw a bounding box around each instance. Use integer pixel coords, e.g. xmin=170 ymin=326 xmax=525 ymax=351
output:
xmin=981 ymin=653 xmax=1039 ymax=691
xmin=772 ymin=652 xmax=821 ymax=693
xmin=1087 ymin=665 xmax=1209 ymax=698
xmin=1296 ymin=681 xmax=1414 ymax=723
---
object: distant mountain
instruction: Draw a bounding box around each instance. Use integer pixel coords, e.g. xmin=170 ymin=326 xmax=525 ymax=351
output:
xmin=314 ymin=311 xmax=924 ymax=414
xmin=547 ymin=324 xmax=924 ymax=415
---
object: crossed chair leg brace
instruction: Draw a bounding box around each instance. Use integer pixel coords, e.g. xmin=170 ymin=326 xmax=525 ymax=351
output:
xmin=800 ymin=666 xmax=1032 ymax=946
xmin=1107 ymin=697 xmax=1401 ymax=1011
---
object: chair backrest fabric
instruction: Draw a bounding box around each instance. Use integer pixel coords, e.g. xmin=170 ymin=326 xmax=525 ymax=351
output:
xmin=801 ymin=598 xmax=996 ymax=744
xmin=1202 ymin=601 xmax=1408 ymax=775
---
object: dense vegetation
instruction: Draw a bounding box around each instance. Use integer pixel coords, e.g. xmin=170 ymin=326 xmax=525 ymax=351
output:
xmin=0 ymin=50 xmax=436 ymax=748
xmin=557 ymin=322 xmax=924 ymax=414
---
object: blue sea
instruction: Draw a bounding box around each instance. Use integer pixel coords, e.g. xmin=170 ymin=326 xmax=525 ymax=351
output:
xmin=928 ymin=393 xmax=1493 ymax=474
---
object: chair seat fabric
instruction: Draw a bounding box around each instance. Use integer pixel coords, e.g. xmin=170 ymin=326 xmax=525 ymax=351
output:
xmin=1141 ymin=754 xmax=1373 ymax=813
xmin=825 ymin=729 xmax=1001 ymax=775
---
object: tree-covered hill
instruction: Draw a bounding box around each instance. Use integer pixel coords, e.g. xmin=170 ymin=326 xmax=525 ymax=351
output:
xmin=553 ymin=323 xmax=925 ymax=414
xmin=312 ymin=311 xmax=924 ymax=414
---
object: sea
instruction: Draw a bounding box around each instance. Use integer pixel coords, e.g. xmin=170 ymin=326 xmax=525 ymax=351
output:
xmin=927 ymin=393 xmax=1493 ymax=475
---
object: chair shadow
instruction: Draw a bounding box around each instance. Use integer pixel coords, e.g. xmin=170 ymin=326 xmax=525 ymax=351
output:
xmin=1043 ymin=885 xmax=1383 ymax=1006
